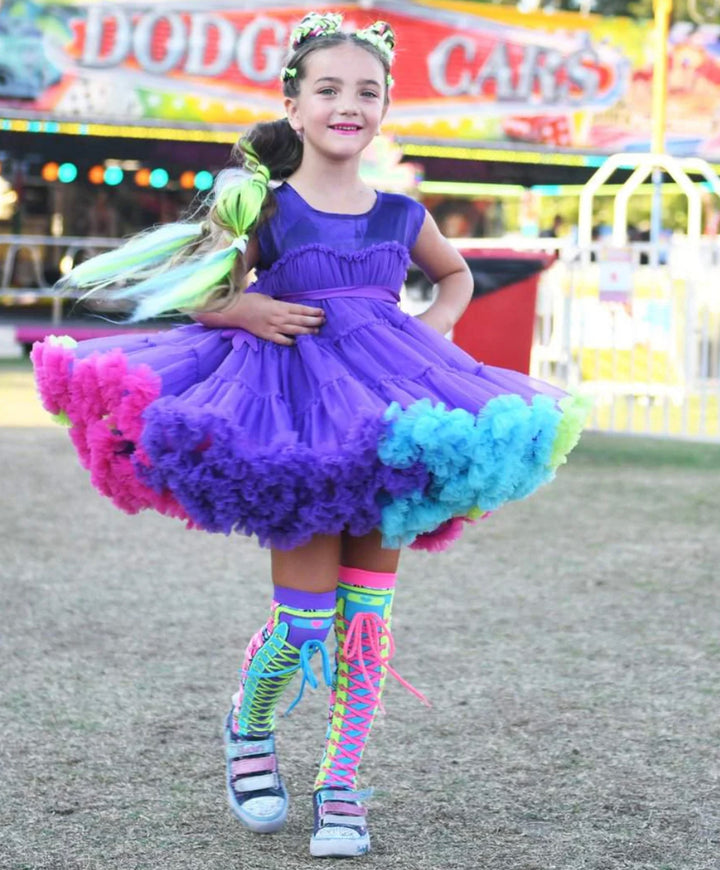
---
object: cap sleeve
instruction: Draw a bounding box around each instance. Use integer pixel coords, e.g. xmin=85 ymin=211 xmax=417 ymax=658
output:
xmin=405 ymin=197 xmax=426 ymax=250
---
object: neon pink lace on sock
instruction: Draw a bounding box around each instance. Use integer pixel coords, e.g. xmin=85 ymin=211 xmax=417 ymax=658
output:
xmin=344 ymin=612 xmax=430 ymax=712
xmin=323 ymin=612 xmax=430 ymax=789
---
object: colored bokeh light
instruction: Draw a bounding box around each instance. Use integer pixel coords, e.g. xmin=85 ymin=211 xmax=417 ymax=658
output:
xmin=104 ymin=166 xmax=124 ymax=186
xmin=194 ymin=170 xmax=214 ymax=191
xmin=149 ymin=168 xmax=169 ymax=189
xmin=88 ymin=165 xmax=105 ymax=184
xmin=57 ymin=162 xmax=78 ymax=183
xmin=41 ymin=162 xmax=59 ymax=182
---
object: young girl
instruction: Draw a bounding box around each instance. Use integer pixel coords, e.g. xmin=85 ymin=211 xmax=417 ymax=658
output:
xmin=31 ymin=10 xmax=589 ymax=859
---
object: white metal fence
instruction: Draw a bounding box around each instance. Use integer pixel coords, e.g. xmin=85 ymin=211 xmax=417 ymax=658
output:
xmin=531 ymin=238 xmax=720 ymax=442
xmin=0 ymin=234 xmax=122 ymax=323
xmin=2 ymin=233 xmax=719 ymax=441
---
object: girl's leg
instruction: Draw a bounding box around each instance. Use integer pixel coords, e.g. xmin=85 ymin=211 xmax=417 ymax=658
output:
xmin=226 ymin=535 xmax=340 ymax=834
xmin=310 ymin=530 xmax=407 ymax=858
xmin=340 ymin=528 xmax=401 ymax=574
xmin=271 ymin=533 xmax=342 ymax=592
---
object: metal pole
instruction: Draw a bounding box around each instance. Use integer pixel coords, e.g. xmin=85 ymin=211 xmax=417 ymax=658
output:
xmin=650 ymin=0 xmax=672 ymax=249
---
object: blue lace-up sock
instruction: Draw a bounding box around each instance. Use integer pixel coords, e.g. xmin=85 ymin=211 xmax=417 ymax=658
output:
xmin=232 ymin=585 xmax=336 ymax=737
xmin=225 ymin=585 xmax=335 ymax=833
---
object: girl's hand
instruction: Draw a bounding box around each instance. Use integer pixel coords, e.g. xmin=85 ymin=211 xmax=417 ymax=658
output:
xmin=193 ymin=292 xmax=325 ymax=346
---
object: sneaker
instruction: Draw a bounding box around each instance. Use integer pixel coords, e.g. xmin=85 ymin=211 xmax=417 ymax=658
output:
xmin=224 ymin=710 xmax=288 ymax=833
xmin=310 ymin=787 xmax=372 ymax=858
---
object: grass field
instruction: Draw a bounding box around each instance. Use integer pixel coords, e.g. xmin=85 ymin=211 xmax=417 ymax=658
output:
xmin=1 ymin=425 xmax=718 ymax=870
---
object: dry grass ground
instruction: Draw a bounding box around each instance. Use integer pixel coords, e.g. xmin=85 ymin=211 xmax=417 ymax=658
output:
xmin=1 ymin=424 xmax=718 ymax=870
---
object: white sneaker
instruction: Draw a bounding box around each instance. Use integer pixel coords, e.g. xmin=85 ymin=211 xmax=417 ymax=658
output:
xmin=310 ymin=787 xmax=372 ymax=857
xmin=224 ymin=711 xmax=288 ymax=834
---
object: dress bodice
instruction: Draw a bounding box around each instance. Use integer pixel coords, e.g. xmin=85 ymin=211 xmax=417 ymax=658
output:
xmin=252 ymin=183 xmax=425 ymax=301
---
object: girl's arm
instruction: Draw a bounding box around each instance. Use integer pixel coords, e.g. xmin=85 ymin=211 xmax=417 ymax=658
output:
xmin=409 ymin=212 xmax=473 ymax=335
xmin=191 ymin=237 xmax=325 ymax=345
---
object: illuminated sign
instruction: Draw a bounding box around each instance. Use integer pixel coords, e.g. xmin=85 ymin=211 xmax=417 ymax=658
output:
xmin=0 ymin=1 xmax=718 ymax=157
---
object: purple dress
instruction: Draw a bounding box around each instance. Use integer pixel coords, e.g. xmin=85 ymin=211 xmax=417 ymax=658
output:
xmin=31 ymin=184 xmax=588 ymax=551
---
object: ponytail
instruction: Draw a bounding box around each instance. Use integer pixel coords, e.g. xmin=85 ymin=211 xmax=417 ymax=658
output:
xmin=59 ymin=130 xmax=300 ymax=323
xmin=112 ymin=152 xmax=271 ymax=322
xmin=240 ymin=118 xmax=303 ymax=181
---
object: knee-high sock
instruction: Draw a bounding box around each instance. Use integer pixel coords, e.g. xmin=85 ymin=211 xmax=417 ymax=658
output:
xmin=314 ymin=567 xmax=427 ymax=791
xmin=232 ymin=585 xmax=336 ymax=738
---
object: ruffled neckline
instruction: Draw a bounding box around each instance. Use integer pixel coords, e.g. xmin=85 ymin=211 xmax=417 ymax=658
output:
xmin=254 ymin=241 xmax=410 ymax=282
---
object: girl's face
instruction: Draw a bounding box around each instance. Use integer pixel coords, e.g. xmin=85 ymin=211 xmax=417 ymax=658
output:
xmin=285 ymin=42 xmax=388 ymax=161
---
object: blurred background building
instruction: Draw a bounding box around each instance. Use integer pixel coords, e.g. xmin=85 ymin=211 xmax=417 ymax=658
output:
xmin=3 ymin=0 xmax=720 ymax=250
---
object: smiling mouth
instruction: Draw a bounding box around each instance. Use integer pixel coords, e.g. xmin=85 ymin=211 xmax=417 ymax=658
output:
xmin=330 ymin=124 xmax=362 ymax=133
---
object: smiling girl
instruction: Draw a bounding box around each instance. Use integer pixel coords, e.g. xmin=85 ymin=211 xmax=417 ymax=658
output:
xmin=31 ymin=10 xmax=588 ymax=859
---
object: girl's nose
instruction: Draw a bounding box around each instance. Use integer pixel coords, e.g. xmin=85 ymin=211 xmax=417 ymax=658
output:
xmin=338 ymin=100 xmax=360 ymax=115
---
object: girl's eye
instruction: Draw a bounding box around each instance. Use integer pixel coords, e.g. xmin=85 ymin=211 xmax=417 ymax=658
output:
xmin=361 ymin=91 xmax=380 ymax=99
xmin=318 ymin=87 xmax=336 ymax=96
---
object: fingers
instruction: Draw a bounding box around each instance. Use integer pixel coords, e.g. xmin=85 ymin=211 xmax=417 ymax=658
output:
xmin=270 ymin=303 xmax=325 ymax=338
xmin=270 ymin=332 xmax=295 ymax=346
xmin=252 ymin=298 xmax=326 ymax=345
xmin=269 ymin=326 xmax=315 ymax=344
xmin=267 ymin=322 xmax=318 ymax=345
xmin=285 ymin=303 xmax=325 ymax=317
xmin=281 ymin=304 xmax=325 ymax=327
xmin=281 ymin=320 xmax=322 ymax=336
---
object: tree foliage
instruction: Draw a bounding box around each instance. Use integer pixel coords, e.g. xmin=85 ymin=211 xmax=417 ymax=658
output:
xmin=485 ymin=0 xmax=720 ymax=22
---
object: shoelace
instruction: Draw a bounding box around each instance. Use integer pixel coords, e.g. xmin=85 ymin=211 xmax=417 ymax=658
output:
xmin=343 ymin=612 xmax=430 ymax=712
xmin=324 ymin=612 xmax=430 ymax=788
xmin=284 ymin=639 xmax=333 ymax=715
xmin=239 ymin=637 xmax=332 ymax=733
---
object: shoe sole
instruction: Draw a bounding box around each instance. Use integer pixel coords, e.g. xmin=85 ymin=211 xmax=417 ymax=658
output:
xmin=310 ymin=836 xmax=370 ymax=858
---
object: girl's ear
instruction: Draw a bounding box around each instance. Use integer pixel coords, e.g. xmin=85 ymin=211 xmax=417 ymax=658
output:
xmin=285 ymin=97 xmax=302 ymax=132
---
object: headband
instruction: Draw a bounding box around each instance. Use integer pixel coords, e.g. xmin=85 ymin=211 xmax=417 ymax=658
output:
xmin=281 ymin=12 xmax=395 ymax=85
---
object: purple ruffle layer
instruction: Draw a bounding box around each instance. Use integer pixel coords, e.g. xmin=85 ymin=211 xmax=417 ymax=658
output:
xmin=32 ymin=297 xmax=573 ymax=550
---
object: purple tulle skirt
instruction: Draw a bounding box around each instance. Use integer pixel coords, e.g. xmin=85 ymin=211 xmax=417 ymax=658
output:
xmin=32 ymin=295 xmax=588 ymax=551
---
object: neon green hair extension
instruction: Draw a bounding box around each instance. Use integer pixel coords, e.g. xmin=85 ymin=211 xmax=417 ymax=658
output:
xmin=61 ymin=224 xmax=203 ymax=290
xmin=60 ymin=141 xmax=271 ymax=321
xmin=215 ymin=161 xmax=270 ymax=241
xmin=126 ymin=245 xmax=242 ymax=322
xmin=121 ymin=159 xmax=271 ymax=321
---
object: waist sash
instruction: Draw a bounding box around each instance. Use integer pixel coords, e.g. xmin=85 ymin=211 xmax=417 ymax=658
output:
xmin=276 ymin=285 xmax=400 ymax=304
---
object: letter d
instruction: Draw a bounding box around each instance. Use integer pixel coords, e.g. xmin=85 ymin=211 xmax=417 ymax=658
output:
xmin=82 ymin=6 xmax=131 ymax=68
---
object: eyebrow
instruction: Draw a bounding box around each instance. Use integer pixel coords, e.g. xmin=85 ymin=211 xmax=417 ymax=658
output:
xmin=313 ymin=76 xmax=382 ymax=87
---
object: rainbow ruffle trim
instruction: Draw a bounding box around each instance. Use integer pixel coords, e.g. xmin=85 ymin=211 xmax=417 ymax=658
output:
xmin=378 ymin=392 xmax=589 ymax=549
xmin=31 ymin=335 xmax=590 ymax=552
